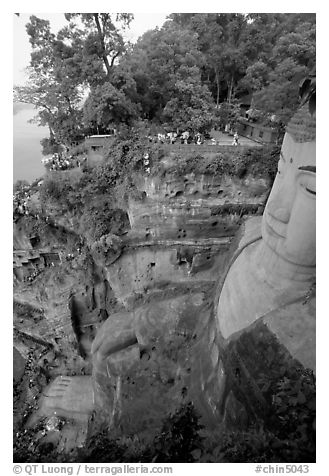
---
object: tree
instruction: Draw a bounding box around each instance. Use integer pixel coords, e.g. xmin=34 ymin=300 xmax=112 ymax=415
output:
xmin=14 ymin=12 xmax=316 ymax=141
xmin=83 ymin=82 xmax=140 ymax=129
xmin=14 ymin=16 xmax=86 ymax=145
xmin=253 ymin=58 xmax=309 ymax=124
xmin=215 ymin=101 xmax=241 ymax=131
xmin=247 ymin=14 xmax=315 ymax=124
xmin=14 ymin=66 xmax=84 ymax=145
xmin=238 ymin=61 xmax=269 ymax=100
xmin=170 ymin=12 xmax=315 ymax=123
xmin=162 ymin=72 xmax=215 ymax=133
xmin=64 ymin=13 xmax=133 ymax=80
xmin=171 ymin=14 xmax=251 ymax=106
xmin=14 ymin=13 xmax=134 ymax=145
xmin=40 ymin=137 xmax=63 ymax=156
xmin=121 ymin=20 xmax=209 ymax=125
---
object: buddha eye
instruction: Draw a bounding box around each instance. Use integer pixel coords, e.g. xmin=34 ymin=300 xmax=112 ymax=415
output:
xmin=298 ymin=173 xmax=316 ymax=196
xmin=306 ymin=187 xmax=316 ymax=196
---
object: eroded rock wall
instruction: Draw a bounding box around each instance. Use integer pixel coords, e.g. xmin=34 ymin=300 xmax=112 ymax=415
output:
xmin=128 ymin=173 xmax=269 ymax=241
xmin=13 ymin=163 xmax=274 ymax=445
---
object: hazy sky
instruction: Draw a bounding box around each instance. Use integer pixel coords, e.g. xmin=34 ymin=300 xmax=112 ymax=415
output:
xmin=13 ymin=12 xmax=169 ymax=85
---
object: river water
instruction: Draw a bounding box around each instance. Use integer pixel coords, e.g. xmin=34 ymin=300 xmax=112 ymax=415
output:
xmin=13 ymin=104 xmax=48 ymax=183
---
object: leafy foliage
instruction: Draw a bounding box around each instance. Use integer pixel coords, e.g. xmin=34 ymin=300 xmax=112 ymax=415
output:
xmin=162 ymin=74 xmax=215 ymax=133
xmin=38 ymin=165 xmax=131 ymax=243
xmin=253 ymin=58 xmax=309 ymax=124
xmin=82 ymin=372 xmax=315 ymax=463
xmin=151 ymin=145 xmax=280 ymax=184
xmin=269 ymin=371 xmax=316 ymax=458
xmin=14 ymin=13 xmax=133 ymax=144
xmin=13 ymin=180 xmax=30 ymax=193
xmin=14 ymin=418 xmax=78 ymax=463
xmin=64 ymin=14 xmax=133 ymax=80
xmin=83 ymin=82 xmax=140 ymax=129
xmin=40 ymin=137 xmax=63 ymax=156
xmin=250 ymin=15 xmax=315 ymax=123
xmin=149 ymin=403 xmax=203 ymax=462
xmin=169 ymin=12 xmax=315 ymax=123
xmin=39 ymin=171 xmax=79 ymax=208
xmin=215 ymin=101 xmax=242 ymax=130
xmin=14 ymin=13 xmax=315 ymax=147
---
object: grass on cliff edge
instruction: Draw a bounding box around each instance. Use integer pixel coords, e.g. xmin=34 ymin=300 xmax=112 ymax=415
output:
xmin=151 ymin=145 xmax=280 ymax=183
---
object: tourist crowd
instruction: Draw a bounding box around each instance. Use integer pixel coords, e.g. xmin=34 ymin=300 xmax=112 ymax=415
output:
xmin=24 ymin=269 xmax=42 ymax=283
xmin=147 ymin=130 xmax=239 ymax=146
xmin=13 ymin=188 xmax=32 ymax=219
xmin=41 ymin=152 xmax=87 ymax=172
xmin=148 ymin=131 xmax=206 ymax=145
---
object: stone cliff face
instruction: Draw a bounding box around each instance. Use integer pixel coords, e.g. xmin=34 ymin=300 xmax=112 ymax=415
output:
xmin=14 ymin=144 xmax=316 ymax=462
xmin=19 ymin=149 xmax=317 ymax=464
xmin=129 ymin=172 xmax=268 ymax=239
xmin=88 ymin=171 xmax=273 ymax=440
xmin=14 ymin=170 xmax=269 ymax=340
xmin=13 ymin=167 xmax=270 ymax=435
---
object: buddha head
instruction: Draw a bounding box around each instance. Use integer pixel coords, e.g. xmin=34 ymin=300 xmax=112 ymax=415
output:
xmin=261 ymin=106 xmax=316 ymax=268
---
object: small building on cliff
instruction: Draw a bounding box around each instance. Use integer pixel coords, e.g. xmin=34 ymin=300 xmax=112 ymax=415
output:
xmin=84 ymin=132 xmax=116 ymax=152
xmin=237 ymin=118 xmax=279 ymax=144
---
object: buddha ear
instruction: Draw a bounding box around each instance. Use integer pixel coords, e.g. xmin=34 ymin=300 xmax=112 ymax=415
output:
xmin=299 ymin=75 xmax=316 ymax=116
xmin=299 ymin=77 xmax=311 ymax=101
xmin=308 ymin=92 xmax=316 ymax=116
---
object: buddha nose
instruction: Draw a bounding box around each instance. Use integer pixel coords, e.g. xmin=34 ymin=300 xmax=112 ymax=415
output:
xmin=267 ymin=202 xmax=291 ymax=223
xmin=272 ymin=207 xmax=291 ymax=223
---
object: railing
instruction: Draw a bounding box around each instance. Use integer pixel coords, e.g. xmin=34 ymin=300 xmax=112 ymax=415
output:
xmin=161 ymin=143 xmax=260 ymax=153
xmin=85 ymin=135 xmax=115 ymax=148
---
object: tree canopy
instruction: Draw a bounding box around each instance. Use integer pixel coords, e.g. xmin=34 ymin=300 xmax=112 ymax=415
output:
xmin=14 ymin=13 xmax=316 ymax=147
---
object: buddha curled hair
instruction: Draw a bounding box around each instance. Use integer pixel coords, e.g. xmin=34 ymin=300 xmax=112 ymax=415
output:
xmin=286 ymin=105 xmax=316 ymax=143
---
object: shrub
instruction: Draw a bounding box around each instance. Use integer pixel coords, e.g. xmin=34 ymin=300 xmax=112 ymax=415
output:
xmin=151 ymin=145 xmax=280 ymax=184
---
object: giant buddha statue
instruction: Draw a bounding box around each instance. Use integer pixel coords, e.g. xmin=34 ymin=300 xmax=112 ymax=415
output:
xmin=215 ymin=105 xmax=315 ymax=371
xmin=91 ymin=104 xmax=316 ymax=436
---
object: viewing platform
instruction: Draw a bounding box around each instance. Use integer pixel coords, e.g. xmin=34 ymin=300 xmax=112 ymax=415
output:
xmin=84 ymin=133 xmax=116 ymax=151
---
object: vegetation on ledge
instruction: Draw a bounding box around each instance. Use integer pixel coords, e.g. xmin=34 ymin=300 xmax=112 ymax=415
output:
xmin=152 ymin=145 xmax=280 ymax=183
